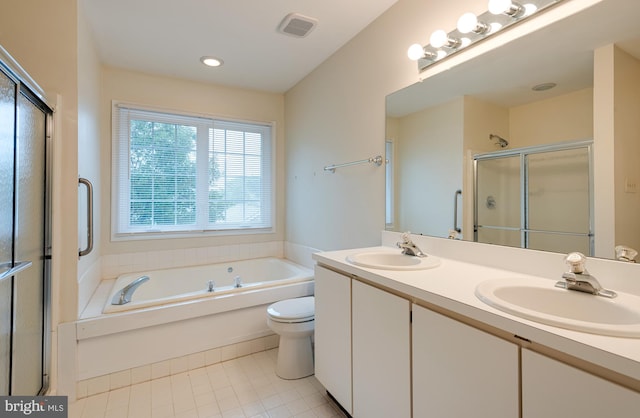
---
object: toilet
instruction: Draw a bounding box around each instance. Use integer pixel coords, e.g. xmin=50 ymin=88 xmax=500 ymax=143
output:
xmin=266 ymin=296 xmax=315 ymax=379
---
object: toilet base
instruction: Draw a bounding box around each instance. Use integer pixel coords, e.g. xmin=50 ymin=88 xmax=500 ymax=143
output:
xmin=276 ymin=334 xmax=314 ymax=380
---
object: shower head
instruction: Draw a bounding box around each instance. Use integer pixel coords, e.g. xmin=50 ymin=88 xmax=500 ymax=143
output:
xmin=490 ymin=134 xmax=509 ymax=148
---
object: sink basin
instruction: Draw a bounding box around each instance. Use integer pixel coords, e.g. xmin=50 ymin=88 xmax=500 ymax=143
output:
xmin=476 ymin=278 xmax=640 ymax=337
xmin=346 ymin=251 xmax=441 ymax=271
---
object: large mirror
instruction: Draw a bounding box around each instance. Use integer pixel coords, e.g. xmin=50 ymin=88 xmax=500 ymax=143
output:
xmin=385 ymin=0 xmax=640 ymax=260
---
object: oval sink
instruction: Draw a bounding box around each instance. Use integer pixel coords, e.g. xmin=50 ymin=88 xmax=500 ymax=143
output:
xmin=346 ymin=251 xmax=441 ymax=271
xmin=476 ymin=278 xmax=640 ymax=337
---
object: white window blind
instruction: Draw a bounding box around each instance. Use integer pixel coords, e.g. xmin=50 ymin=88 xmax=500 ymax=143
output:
xmin=112 ymin=104 xmax=273 ymax=237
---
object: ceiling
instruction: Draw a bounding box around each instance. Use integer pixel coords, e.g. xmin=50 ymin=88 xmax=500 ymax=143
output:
xmin=81 ymin=0 xmax=399 ymax=93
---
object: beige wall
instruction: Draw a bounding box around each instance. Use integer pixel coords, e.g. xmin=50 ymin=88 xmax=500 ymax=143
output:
xmin=509 ymin=88 xmax=593 ymax=147
xmin=613 ymin=46 xmax=640 ymax=255
xmin=394 ymin=98 xmax=463 ymax=236
xmin=0 ymin=0 xmax=79 ymax=323
xmin=285 ymin=0 xmax=485 ymax=251
xmin=100 ymin=67 xmax=286 ymax=255
xmin=78 ymin=3 xmax=103 ymax=281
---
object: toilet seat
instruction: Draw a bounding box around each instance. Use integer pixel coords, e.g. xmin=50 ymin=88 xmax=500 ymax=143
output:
xmin=267 ymin=296 xmax=314 ymax=323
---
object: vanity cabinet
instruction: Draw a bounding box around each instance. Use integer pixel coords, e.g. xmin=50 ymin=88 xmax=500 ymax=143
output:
xmin=314 ymin=266 xmax=352 ymax=415
xmin=521 ymin=349 xmax=640 ymax=418
xmin=352 ymin=280 xmax=411 ymax=418
xmin=412 ymin=304 xmax=519 ymax=418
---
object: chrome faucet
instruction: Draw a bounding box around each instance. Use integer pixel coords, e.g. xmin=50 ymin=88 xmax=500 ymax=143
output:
xmin=207 ymin=280 xmax=215 ymax=292
xmin=555 ymin=252 xmax=616 ymax=298
xmin=111 ymin=275 xmax=150 ymax=305
xmin=397 ymin=232 xmax=426 ymax=257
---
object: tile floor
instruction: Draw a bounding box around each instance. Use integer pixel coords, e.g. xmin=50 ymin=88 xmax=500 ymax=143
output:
xmin=69 ymin=349 xmax=347 ymax=418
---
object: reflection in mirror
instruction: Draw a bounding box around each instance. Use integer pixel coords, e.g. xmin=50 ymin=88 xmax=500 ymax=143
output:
xmin=475 ymin=141 xmax=592 ymax=255
xmin=385 ymin=0 xmax=640 ymax=260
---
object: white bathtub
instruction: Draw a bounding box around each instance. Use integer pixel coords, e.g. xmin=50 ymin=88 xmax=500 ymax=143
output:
xmin=75 ymin=257 xmax=314 ymax=381
xmin=104 ymin=257 xmax=311 ymax=314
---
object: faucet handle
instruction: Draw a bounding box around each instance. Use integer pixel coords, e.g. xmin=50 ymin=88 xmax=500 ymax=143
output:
xmin=401 ymin=231 xmax=412 ymax=242
xmin=565 ymin=252 xmax=587 ymax=273
xmin=615 ymin=245 xmax=638 ymax=262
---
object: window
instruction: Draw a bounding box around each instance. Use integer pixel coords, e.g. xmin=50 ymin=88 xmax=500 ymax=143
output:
xmin=112 ymin=104 xmax=273 ymax=238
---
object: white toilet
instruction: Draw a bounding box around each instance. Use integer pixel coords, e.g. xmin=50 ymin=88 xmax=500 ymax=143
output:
xmin=266 ymin=296 xmax=315 ymax=379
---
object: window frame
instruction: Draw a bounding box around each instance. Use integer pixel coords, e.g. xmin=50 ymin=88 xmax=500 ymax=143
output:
xmin=111 ymin=101 xmax=276 ymax=241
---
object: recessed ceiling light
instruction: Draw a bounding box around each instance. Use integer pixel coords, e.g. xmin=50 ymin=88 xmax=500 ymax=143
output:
xmin=200 ymin=56 xmax=224 ymax=67
xmin=532 ymin=82 xmax=557 ymax=91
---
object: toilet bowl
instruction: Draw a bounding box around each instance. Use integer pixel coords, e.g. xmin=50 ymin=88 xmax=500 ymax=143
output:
xmin=267 ymin=296 xmax=315 ymax=379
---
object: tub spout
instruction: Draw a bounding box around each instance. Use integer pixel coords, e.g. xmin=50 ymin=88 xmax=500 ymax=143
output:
xmin=234 ymin=276 xmax=242 ymax=288
xmin=111 ymin=275 xmax=150 ymax=305
xmin=207 ymin=280 xmax=215 ymax=292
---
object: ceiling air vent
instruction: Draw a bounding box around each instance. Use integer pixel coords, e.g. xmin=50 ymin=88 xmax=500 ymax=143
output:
xmin=278 ymin=13 xmax=318 ymax=38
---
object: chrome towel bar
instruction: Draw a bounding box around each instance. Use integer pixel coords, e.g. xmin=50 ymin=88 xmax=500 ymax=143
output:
xmin=324 ymin=155 xmax=383 ymax=173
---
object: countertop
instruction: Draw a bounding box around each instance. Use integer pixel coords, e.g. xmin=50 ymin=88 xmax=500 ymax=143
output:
xmin=313 ymin=246 xmax=640 ymax=384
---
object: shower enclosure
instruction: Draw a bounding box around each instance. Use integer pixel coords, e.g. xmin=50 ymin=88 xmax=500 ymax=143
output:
xmin=0 ymin=47 xmax=53 ymax=395
xmin=474 ymin=140 xmax=593 ymax=255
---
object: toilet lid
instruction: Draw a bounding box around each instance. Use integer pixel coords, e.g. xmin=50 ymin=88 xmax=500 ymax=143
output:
xmin=268 ymin=296 xmax=315 ymax=321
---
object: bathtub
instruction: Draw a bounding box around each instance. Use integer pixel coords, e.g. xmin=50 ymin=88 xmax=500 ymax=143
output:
xmin=75 ymin=257 xmax=314 ymax=381
xmin=103 ymin=257 xmax=311 ymax=314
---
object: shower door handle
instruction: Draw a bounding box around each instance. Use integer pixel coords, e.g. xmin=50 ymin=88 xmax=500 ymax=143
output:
xmin=453 ymin=189 xmax=462 ymax=233
xmin=78 ymin=177 xmax=94 ymax=257
xmin=0 ymin=261 xmax=33 ymax=282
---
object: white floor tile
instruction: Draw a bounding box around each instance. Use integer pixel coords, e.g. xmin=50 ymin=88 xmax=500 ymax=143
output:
xmin=69 ymin=349 xmax=347 ymax=418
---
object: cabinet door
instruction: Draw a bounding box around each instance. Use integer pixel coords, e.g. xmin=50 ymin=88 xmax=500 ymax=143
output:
xmin=522 ymin=349 xmax=640 ymax=418
xmin=412 ymin=305 xmax=519 ymax=418
xmin=314 ymin=266 xmax=352 ymax=415
xmin=352 ymin=280 xmax=411 ymax=418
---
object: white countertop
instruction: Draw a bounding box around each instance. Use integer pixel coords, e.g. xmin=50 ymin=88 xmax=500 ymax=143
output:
xmin=313 ymin=246 xmax=640 ymax=383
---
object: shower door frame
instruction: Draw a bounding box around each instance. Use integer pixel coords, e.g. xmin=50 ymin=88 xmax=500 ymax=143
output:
xmin=0 ymin=45 xmax=54 ymax=396
xmin=473 ymin=139 xmax=594 ymax=255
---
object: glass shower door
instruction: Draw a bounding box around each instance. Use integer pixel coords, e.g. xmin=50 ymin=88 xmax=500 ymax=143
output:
xmin=526 ymin=147 xmax=592 ymax=254
xmin=0 ymin=64 xmax=16 ymax=396
xmin=0 ymin=60 xmax=51 ymax=396
xmin=475 ymin=155 xmax=522 ymax=247
xmin=474 ymin=142 xmax=593 ymax=255
xmin=11 ymin=91 xmax=47 ymax=395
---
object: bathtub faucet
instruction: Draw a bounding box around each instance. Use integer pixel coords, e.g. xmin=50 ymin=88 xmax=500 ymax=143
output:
xmin=234 ymin=276 xmax=243 ymax=288
xmin=111 ymin=275 xmax=150 ymax=305
xmin=207 ymin=280 xmax=215 ymax=292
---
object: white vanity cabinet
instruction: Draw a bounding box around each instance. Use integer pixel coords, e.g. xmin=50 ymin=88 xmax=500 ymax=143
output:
xmin=521 ymin=349 xmax=640 ymax=418
xmin=352 ymin=280 xmax=411 ymax=418
xmin=412 ymin=304 xmax=519 ymax=418
xmin=314 ymin=266 xmax=353 ymax=415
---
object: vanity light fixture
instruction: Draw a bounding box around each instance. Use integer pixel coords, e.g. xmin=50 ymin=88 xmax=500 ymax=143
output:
xmin=200 ymin=56 xmax=224 ymax=67
xmin=408 ymin=0 xmax=564 ymax=72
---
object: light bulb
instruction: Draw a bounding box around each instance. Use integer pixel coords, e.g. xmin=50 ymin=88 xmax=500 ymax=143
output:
xmin=457 ymin=12 xmax=478 ymax=34
xmin=429 ymin=30 xmax=449 ymax=48
xmin=407 ymin=43 xmax=425 ymax=61
xmin=488 ymin=0 xmax=512 ymax=14
xmin=523 ymin=3 xmax=538 ymax=16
